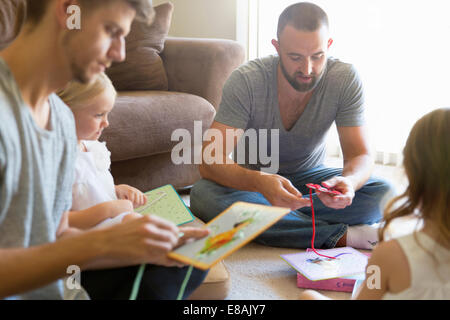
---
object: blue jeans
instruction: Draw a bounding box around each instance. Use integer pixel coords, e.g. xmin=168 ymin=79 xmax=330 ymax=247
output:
xmin=190 ymin=165 xmax=394 ymax=249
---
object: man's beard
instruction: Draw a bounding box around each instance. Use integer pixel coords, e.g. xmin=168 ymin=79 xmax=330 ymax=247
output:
xmin=63 ymin=33 xmax=92 ymax=84
xmin=279 ymin=58 xmax=325 ymax=92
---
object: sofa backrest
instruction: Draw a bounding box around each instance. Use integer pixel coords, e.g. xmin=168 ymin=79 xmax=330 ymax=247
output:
xmin=0 ymin=0 xmax=26 ymax=51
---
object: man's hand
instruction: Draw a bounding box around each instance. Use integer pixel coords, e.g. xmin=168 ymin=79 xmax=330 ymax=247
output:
xmin=160 ymin=226 xmax=211 ymax=268
xmin=89 ymin=215 xmax=208 ymax=269
xmin=257 ymin=174 xmax=310 ymax=210
xmin=90 ymin=214 xmax=182 ymax=268
xmin=176 ymin=226 xmax=211 ymax=248
xmin=115 ymin=184 xmax=147 ymax=209
xmin=316 ymin=176 xmax=355 ymax=209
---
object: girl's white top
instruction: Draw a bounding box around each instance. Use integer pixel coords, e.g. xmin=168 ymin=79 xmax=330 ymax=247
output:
xmin=71 ymin=140 xmax=129 ymax=228
xmin=72 ymin=140 xmax=117 ymax=210
xmin=382 ymin=231 xmax=450 ymax=300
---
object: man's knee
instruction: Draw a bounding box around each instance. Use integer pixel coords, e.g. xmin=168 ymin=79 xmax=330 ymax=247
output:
xmin=191 ymin=179 xmax=219 ymax=208
xmin=356 ymin=177 xmax=396 ymax=223
xmin=363 ymin=177 xmax=395 ymax=199
xmin=191 ymin=179 xmax=270 ymax=222
xmin=191 ymin=179 xmax=214 ymax=200
xmin=190 ymin=179 xmax=226 ymax=222
xmin=366 ymin=177 xmax=396 ymax=208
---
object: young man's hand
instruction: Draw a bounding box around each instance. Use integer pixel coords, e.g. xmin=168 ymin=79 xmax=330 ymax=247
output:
xmin=158 ymin=225 xmax=211 ymax=268
xmin=90 ymin=215 xmax=208 ymax=268
xmin=176 ymin=226 xmax=210 ymax=248
xmin=91 ymin=214 xmax=181 ymax=267
xmin=115 ymin=184 xmax=148 ymax=208
xmin=256 ymin=174 xmax=311 ymax=211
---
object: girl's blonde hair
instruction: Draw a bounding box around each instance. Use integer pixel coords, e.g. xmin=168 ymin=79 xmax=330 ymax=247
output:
xmin=58 ymin=72 xmax=117 ymax=110
xmin=380 ymin=108 xmax=450 ymax=247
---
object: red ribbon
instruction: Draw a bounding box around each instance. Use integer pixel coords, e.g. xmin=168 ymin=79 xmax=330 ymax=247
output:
xmin=309 ymin=188 xmax=337 ymax=260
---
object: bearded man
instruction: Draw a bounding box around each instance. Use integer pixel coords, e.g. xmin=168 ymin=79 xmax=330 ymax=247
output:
xmin=190 ymin=2 xmax=393 ymax=251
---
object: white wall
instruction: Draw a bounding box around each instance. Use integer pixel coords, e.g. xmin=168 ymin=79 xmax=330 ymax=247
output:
xmin=153 ymin=0 xmax=237 ymax=40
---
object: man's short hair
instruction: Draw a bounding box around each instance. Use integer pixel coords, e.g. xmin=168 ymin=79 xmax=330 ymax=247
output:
xmin=277 ymin=2 xmax=329 ymax=39
xmin=26 ymin=0 xmax=154 ymax=26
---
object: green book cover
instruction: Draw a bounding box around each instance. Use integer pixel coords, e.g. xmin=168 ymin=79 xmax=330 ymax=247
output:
xmin=135 ymin=184 xmax=194 ymax=226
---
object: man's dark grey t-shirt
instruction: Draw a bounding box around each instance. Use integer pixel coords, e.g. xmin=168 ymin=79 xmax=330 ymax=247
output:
xmin=215 ymin=55 xmax=365 ymax=174
xmin=0 ymin=58 xmax=77 ymax=299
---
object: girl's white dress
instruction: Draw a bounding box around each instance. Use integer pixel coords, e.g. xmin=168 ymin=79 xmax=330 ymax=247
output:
xmin=72 ymin=140 xmax=130 ymax=228
xmin=382 ymin=231 xmax=450 ymax=300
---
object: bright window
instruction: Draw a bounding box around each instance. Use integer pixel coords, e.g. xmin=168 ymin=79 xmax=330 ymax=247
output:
xmin=249 ymin=0 xmax=450 ymax=159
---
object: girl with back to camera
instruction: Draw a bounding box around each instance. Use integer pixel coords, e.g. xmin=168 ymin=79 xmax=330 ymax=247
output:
xmin=301 ymin=108 xmax=450 ymax=300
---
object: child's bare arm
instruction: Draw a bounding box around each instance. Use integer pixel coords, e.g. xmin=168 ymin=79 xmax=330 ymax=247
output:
xmin=68 ymin=200 xmax=134 ymax=229
xmin=355 ymin=239 xmax=410 ymax=300
xmin=354 ymin=243 xmax=391 ymax=300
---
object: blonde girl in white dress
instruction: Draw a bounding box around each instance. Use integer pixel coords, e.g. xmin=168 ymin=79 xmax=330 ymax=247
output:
xmin=58 ymin=73 xmax=146 ymax=229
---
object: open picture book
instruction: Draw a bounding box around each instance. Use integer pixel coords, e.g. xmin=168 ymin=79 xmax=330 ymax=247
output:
xmin=168 ymin=202 xmax=290 ymax=270
xmin=135 ymin=184 xmax=194 ymax=226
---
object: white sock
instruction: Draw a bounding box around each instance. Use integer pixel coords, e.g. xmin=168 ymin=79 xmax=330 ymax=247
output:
xmin=346 ymin=223 xmax=380 ymax=250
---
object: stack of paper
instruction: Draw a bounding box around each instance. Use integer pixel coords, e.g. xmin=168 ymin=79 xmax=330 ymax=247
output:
xmin=281 ymin=247 xmax=369 ymax=282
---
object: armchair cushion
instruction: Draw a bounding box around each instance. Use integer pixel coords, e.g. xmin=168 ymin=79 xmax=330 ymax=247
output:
xmin=106 ymin=2 xmax=174 ymax=91
xmin=101 ymin=91 xmax=216 ymax=162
